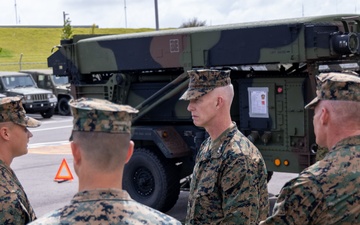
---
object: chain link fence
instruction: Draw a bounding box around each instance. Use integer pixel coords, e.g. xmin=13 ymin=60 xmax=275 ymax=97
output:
xmin=0 ymin=62 xmax=47 ymax=71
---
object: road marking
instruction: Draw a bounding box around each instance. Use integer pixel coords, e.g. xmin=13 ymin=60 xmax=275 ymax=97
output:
xmin=29 ymin=141 xmax=70 ymax=148
xmin=29 ymin=143 xmax=71 ymax=154
xmin=39 ymin=119 xmax=73 ymax=124
xmin=29 ymin=125 xmax=73 ymax=132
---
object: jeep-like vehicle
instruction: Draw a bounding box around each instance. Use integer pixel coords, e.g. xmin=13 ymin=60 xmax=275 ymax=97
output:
xmin=20 ymin=69 xmax=72 ymax=116
xmin=0 ymin=71 xmax=57 ymax=118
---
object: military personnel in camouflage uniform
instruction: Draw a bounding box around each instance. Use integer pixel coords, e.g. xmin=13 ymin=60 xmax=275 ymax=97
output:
xmin=0 ymin=96 xmax=40 ymax=224
xmin=180 ymin=70 xmax=269 ymax=224
xmin=260 ymin=72 xmax=360 ymax=225
xmin=30 ymin=98 xmax=181 ymax=225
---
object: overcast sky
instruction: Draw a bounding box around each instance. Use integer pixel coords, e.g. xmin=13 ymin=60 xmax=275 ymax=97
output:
xmin=0 ymin=0 xmax=359 ymax=28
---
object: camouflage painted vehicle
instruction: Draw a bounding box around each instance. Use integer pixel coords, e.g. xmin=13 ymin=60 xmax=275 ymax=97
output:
xmin=48 ymin=14 xmax=360 ymax=212
xmin=20 ymin=69 xmax=73 ymax=116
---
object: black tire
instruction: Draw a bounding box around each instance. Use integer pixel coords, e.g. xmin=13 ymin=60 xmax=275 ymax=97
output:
xmin=57 ymin=97 xmax=71 ymax=116
xmin=40 ymin=108 xmax=54 ymax=118
xmin=123 ymin=148 xmax=180 ymax=212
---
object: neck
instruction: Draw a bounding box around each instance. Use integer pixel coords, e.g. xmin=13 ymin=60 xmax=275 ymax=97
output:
xmin=0 ymin=150 xmax=13 ymax=167
xmin=206 ymin=117 xmax=233 ymax=140
xmin=78 ymin=170 xmax=123 ymax=191
xmin=327 ymin=129 xmax=360 ymax=149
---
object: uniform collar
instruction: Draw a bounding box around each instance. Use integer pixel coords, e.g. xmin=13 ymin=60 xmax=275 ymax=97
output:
xmin=72 ymin=188 xmax=132 ymax=203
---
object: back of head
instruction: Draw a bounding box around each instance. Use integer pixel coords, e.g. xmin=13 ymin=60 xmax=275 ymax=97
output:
xmin=305 ymin=72 xmax=360 ymax=109
xmin=305 ymin=71 xmax=360 ymax=126
xmin=69 ymin=97 xmax=138 ymax=171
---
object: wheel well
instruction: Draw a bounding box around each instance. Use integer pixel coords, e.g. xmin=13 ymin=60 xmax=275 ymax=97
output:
xmin=123 ymin=147 xmax=180 ymax=212
xmin=133 ymin=141 xmax=164 ymax=157
xmin=57 ymin=94 xmax=71 ymax=100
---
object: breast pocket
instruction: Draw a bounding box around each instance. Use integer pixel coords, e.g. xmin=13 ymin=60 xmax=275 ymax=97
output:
xmin=189 ymin=161 xmax=223 ymax=220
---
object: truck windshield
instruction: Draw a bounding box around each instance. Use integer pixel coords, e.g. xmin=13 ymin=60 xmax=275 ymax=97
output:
xmin=1 ymin=75 xmax=36 ymax=89
xmin=52 ymin=75 xmax=69 ymax=85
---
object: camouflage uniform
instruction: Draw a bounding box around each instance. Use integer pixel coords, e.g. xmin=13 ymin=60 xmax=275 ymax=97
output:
xmin=0 ymin=96 xmax=40 ymax=224
xmin=29 ymin=189 xmax=181 ymax=225
xmin=186 ymin=123 xmax=269 ymax=224
xmin=261 ymin=136 xmax=360 ymax=224
xmin=30 ymin=97 xmax=181 ymax=225
xmin=180 ymin=70 xmax=269 ymax=224
xmin=260 ymin=72 xmax=360 ymax=225
xmin=0 ymin=160 xmax=37 ymax=224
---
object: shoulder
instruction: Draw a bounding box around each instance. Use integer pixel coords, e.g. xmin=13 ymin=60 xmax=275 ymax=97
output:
xmin=279 ymin=171 xmax=322 ymax=200
xmin=125 ymin=201 xmax=181 ymax=224
xmin=28 ymin=210 xmax=61 ymax=225
xmin=225 ymin=129 xmax=263 ymax=160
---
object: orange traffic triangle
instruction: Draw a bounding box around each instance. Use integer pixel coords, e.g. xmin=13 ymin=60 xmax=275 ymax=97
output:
xmin=54 ymin=158 xmax=74 ymax=182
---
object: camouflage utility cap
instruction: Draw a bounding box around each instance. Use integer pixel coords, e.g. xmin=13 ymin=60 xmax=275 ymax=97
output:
xmin=180 ymin=69 xmax=231 ymax=100
xmin=305 ymin=72 xmax=360 ymax=109
xmin=0 ymin=96 xmax=41 ymax=127
xmin=69 ymin=98 xmax=138 ymax=138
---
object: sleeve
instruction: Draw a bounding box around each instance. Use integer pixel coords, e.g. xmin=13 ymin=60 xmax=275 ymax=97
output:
xmin=260 ymin=174 xmax=323 ymax=225
xmin=0 ymin=192 xmax=27 ymax=224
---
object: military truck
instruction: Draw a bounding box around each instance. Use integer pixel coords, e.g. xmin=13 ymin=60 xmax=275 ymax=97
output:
xmin=20 ymin=69 xmax=73 ymax=116
xmin=47 ymin=14 xmax=360 ymax=212
xmin=0 ymin=71 xmax=57 ymax=118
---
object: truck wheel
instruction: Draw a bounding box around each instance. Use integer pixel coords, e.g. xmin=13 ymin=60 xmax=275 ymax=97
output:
xmin=58 ymin=97 xmax=71 ymax=116
xmin=40 ymin=108 xmax=54 ymax=118
xmin=123 ymin=148 xmax=180 ymax=212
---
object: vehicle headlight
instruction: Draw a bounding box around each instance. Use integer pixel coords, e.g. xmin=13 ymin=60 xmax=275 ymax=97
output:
xmin=25 ymin=95 xmax=32 ymax=100
xmin=48 ymin=94 xmax=57 ymax=103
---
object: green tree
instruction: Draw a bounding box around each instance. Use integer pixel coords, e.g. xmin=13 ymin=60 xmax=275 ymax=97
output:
xmin=179 ymin=17 xmax=207 ymax=28
xmin=61 ymin=18 xmax=73 ymax=40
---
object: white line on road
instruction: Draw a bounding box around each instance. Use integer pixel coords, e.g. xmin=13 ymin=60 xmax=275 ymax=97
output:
xmin=29 ymin=141 xmax=70 ymax=148
xmin=29 ymin=125 xmax=73 ymax=132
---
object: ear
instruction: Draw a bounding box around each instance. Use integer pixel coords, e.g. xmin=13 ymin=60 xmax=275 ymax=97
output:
xmin=216 ymin=96 xmax=224 ymax=108
xmin=125 ymin=141 xmax=134 ymax=163
xmin=0 ymin=127 xmax=11 ymax=141
xmin=320 ymin=107 xmax=330 ymax=125
xmin=71 ymin=142 xmax=81 ymax=166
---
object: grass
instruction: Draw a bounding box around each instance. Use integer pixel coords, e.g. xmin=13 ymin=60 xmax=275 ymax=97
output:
xmin=0 ymin=27 xmax=156 ymax=71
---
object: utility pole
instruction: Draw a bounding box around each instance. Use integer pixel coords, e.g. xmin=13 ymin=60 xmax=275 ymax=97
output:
xmin=14 ymin=0 xmax=18 ymax=24
xmin=63 ymin=11 xmax=69 ymax=25
xmin=124 ymin=0 xmax=127 ymax=28
xmin=154 ymin=0 xmax=159 ymax=30
xmin=302 ymin=1 xmax=304 ymax=17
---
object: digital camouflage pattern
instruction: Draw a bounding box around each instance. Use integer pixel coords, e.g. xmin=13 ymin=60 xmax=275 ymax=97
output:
xmin=260 ymin=135 xmax=360 ymax=224
xmin=315 ymin=147 xmax=329 ymax=161
xmin=69 ymin=97 xmax=138 ymax=137
xmin=0 ymin=160 xmax=36 ymax=224
xmin=179 ymin=69 xmax=231 ymax=100
xmin=29 ymin=189 xmax=181 ymax=225
xmin=186 ymin=123 xmax=269 ymax=224
xmin=0 ymin=96 xmax=41 ymax=128
xmin=305 ymin=72 xmax=360 ymax=109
